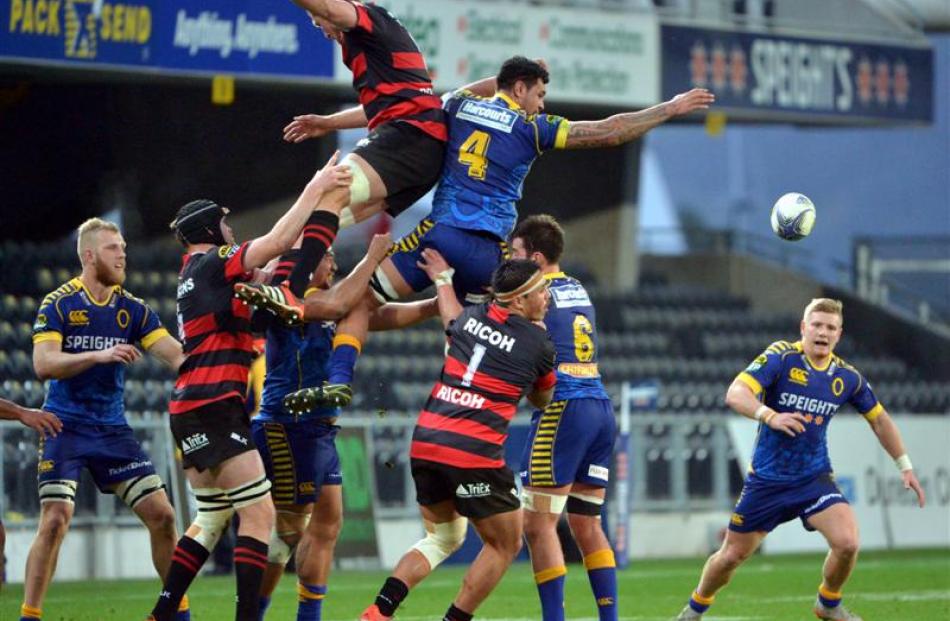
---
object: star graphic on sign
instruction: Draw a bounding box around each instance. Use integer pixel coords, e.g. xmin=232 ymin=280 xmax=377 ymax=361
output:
xmin=893 ymin=60 xmax=909 ymax=106
xmin=856 ymin=57 xmax=873 ymax=104
xmin=457 ymin=16 xmax=468 ymax=33
xmin=690 ymin=41 xmax=708 ymax=87
xmin=874 ymin=59 xmax=890 ymax=105
xmin=710 ymin=43 xmax=728 ymax=90
xmin=729 ymin=46 xmax=747 ymax=93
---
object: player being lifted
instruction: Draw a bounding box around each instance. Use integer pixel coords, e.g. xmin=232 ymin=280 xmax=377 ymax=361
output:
xmin=510 ymin=215 xmax=618 ymax=621
xmin=25 ymin=218 xmax=189 ymax=621
xmin=360 ymin=254 xmax=556 ymax=621
xmin=245 ymin=56 xmax=713 ymax=412
xmin=675 ymin=298 xmax=925 ymax=621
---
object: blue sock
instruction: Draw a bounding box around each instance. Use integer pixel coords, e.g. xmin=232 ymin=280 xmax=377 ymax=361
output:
xmin=176 ymin=609 xmax=192 ymax=621
xmin=534 ymin=567 xmax=566 ymax=621
xmin=258 ymin=595 xmax=271 ymax=620
xmin=327 ymin=337 xmax=360 ymax=385
xmin=584 ymin=550 xmax=618 ymax=621
xmin=297 ymin=582 xmax=327 ymax=621
xmin=818 ymin=584 xmax=842 ymax=608
xmin=689 ymin=591 xmax=714 ymax=614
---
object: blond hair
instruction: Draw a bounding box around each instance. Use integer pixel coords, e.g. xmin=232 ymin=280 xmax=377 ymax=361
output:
xmin=77 ymin=218 xmax=121 ymax=261
xmin=803 ymin=297 xmax=843 ymax=321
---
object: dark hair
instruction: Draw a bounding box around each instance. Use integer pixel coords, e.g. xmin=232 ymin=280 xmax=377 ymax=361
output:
xmin=511 ymin=214 xmax=564 ymax=264
xmin=491 ymin=259 xmax=541 ymax=303
xmin=170 ymin=199 xmax=227 ymax=247
xmin=496 ymin=56 xmax=549 ymax=91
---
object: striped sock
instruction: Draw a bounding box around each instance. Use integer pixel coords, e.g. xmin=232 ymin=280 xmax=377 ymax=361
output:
xmin=688 ymin=590 xmax=715 ymax=614
xmin=818 ymin=584 xmax=843 ymax=608
xmin=297 ymin=582 xmax=327 ymax=621
xmin=19 ymin=603 xmax=42 ymax=621
xmin=151 ymin=536 xmax=210 ymax=621
xmin=534 ymin=565 xmax=567 ymax=621
xmin=584 ymin=550 xmax=618 ymax=621
xmin=288 ymin=211 xmax=339 ymax=296
xmin=328 ymin=335 xmax=361 ymax=385
xmin=258 ymin=595 xmax=271 ymax=620
xmin=234 ymin=536 xmax=269 ymax=620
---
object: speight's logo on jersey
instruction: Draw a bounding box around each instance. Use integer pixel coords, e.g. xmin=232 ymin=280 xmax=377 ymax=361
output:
xmin=68 ymin=310 xmax=90 ymax=326
xmin=457 ymin=100 xmax=518 ymax=133
xmin=776 ymin=392 xmax=840 ymax=416
xmin=788 ymin=367 xmax=809 ymax=386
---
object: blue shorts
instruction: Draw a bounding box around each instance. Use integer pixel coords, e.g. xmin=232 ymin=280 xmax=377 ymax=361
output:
xmin=251 ymin=419 xmax=342 ymax=506
xmin=729 ymin=472 xmax=848 ymax=533
xmin=519 ymin=398 xmax=616 ymax=489
xmin=387 ymin=220 xmax=508 ymax=305
xmin=38 ymin=422 xmax=157 ymax=493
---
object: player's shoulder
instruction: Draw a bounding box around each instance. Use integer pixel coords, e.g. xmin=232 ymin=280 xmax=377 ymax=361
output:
xmin=116 ymin=287 xmax=149 ymax=309
xmin=39 ymin=278 xmax=83 ymax=308
xmin=763 ymin=339 xmax=802 ymax=357
xmin=831 ymin=353 xmax=864 ymax=379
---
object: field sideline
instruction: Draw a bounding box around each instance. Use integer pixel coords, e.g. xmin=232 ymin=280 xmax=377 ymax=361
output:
xmin=1 ymin=549 xmax=947 ymax=620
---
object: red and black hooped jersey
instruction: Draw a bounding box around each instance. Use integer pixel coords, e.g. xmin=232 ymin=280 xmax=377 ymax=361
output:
xmin=341 ymin=1 xmax=446 ymax=141
xmin=410 ymin=303 xmax=556 ymax=469
xmin=170 ymin=243 xmax=255 ymax=415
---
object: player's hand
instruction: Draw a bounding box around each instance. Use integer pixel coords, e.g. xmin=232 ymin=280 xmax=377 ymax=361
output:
xmin=903 ymin=470 xmax=926 ymax=508
xmin=667 ymin=88 xmax=715 ymax=116
xmin=417 ymin=248 xmax=450 ymax=280
xmin=97 ymin=344 xmax=142 ymax=365
xmin=283 ymin=114 xmax=335 ymax=143
xmin=19 ymin=408 xmax=62 ymax=438
xmin=367 ymin=233 xmax=393 ymax=263
xmin=310 ymin=150 xmax=353 ymax=192
xmin=766 ymin=411 xmax=807 ymax=437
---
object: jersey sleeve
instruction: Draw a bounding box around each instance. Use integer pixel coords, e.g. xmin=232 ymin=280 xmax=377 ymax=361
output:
xmin=218 ymin=242 xmax=252 ymax=282
xmin=347 ymin=1 xmax=375 ymax=32
xmin=849 ymin=373 xmax=884 ymax=421
xmin=535 ymin=113 xmax=570 ymax=151
xmin=735 ymin=342 xmax=787 ymax=395
xmin=134 ymin=301 xmax=170 ymax=350
xmin=32 ymin=296 xmax=65 ymax=345
xmin=533 ymin=337 xmax=557 ymax=391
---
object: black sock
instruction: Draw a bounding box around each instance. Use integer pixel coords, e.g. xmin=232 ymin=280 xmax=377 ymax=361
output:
xmin=375 ymin=576 xmax=410 ymax=617
xmin=287 ymin=211 xmax=339 ymax=296
xmin=150 ymin=536 xmax=210 ymax=621
xmin=234 ymin=535 xmax=268 ymax=620
xmin=443 ymin=603 xmax=474 ymax=621
xmin=270 ymin=249 xmax=301 ymax=285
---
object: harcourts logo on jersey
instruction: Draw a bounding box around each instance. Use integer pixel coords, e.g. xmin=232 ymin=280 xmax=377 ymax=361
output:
xmin=462 ymin=317 xmax=515 ymax=352
xmin=457 ymin=100 xmax=517 ymax=133
xmin=550 ymin=283 xmax=590 ymax=309
xmin=777 ymin=392 xmax=840 ymax=416
xmin=456 ymin=482 xmax=491 ymax=498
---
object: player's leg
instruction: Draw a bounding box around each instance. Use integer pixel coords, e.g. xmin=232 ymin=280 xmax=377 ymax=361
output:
xmin=675 ymin=529 xmax=766 ymax=619
xmin=258 ymin=505 xmax=310 ymax=619
xmin=807 ymin=501 xmax=862 ymax=619
xmin=522 ymin=484 xmax=570 ymax=621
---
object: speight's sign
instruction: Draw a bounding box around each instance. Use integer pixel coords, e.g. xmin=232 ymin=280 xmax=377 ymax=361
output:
xmin=662 ymin=25 xmax=933 ymax=124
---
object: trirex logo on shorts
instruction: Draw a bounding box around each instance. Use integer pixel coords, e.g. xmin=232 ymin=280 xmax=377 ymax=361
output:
xmin=181 ymin=433 xmax=210 ymax=454
xmin=456 ymin=483 xmax=491 ymax=498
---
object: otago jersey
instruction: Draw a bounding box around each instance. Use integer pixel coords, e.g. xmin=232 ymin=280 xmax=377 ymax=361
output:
xmin=736 ymin=340 xmax=882 ymax=483
xmin=410 ymin=303 xmax=556 ymax=469
xmin=430 ymin=91 xmax=570 ymax=240
xmin=543 ymin=273 xmax=610 ymax=401
xmin=256 ymin=320 xmax=341 ymax=423
xmin=32 ymin=278 xmax=169 ymax=425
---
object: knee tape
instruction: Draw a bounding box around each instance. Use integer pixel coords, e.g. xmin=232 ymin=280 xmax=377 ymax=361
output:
xmin=369 ymin=266 xmax=399 ymax=304
xmin=566 ymin=492 xmax=604 ymax=517
xmin=115 ymin=474 xmax=166 ymax=510
xmin=521 ymin=489 xmax=568 ymax=514
xmin=411 ymin=517 xmax=468 ymax=570
xmin=226 ymin=476 xmax=272 ymax=509
xmin=268 ymin=512 xmax=310 ymax=564
xmin=341 ymin=155 xmax=371 ymax=207
xmin=38 ymin=479 xmax=77 ymax=505
xmin=192 ymin=487 xmax=234 ymax=550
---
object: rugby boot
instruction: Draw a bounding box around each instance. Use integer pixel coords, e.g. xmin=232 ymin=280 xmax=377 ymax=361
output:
xmin=814 ymin=599 xmax=863 ymax=620
xmin=283 ymin=382 xmax=353 ymax=414
xmin=359 ymin=604 xmax=392 ymax=621
xmin=673 ymin=605 xmax=703 ymax=620
xmin=234 ymin=282 xmax=305 ymax=326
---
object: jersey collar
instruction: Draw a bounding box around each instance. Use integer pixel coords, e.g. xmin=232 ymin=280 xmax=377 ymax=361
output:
xmin=543 ymin=271 xmax=566 ymax=281
xmin=495 ymin=92 xmax=522 ymax=111
xmin=72 ymin=277 xmax=118 ymax=307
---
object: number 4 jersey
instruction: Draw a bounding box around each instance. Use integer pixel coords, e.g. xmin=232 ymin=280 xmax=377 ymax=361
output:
xmin=430 ymin=90 xmax=570 ymax=240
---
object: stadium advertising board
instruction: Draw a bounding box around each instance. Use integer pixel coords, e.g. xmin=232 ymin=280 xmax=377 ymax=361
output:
xmin=336 ymin=0 xmax=660 ymax=107
xmin=0 ymin=0 xmax=333 ymax=79
xmin=662 ymin=25 xmax=933 ymax=123
xmin=728 ymin=416 xmax=950 ymax=552
xmin=334 ymin=426 xmax=382 ymax=568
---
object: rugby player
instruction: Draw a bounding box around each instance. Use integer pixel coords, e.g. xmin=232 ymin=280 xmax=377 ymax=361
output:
xmin=675 ymin=298 xmax=926 ymax=621
xmin=360 ymin=253 xmax=556 ymax=621
xmin=145 ymin=153 xmax=352 ymax=621
xmin=24 ymin=218 xmax=189 ymax=621
xmin=510 ymin=215 xmax=618 ymax=621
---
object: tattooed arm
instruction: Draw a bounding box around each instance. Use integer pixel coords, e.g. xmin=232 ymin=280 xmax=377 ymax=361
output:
xmin=564 ymin=88 xmax=715 ymax=149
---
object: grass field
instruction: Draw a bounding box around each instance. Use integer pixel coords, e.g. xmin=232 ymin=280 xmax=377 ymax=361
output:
xmin=2 ymin=549 xmax=947 ymax=620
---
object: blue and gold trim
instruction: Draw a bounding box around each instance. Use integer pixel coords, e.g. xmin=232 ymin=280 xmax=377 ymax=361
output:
xmin=264 ymin=423 xmax=297 ymax=505
xmin=392 ymin=218 xmax=434 ymax=255
xmin=528 ymin=400 xmax=567 ymax=486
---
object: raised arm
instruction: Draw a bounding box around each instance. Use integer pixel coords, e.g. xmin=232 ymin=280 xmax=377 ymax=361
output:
xmin=242 ymin=151 xmax=352 ymax=270
xmin=417 ymin=248 xmax=462 ymax=328
xmin=868 ymin=409 xmax=926 ymax=507
xmin=564 ymin=88 xmax=715 ymax=149
xmin=368 ymin=298 xmax=440 ymax=331
xmin=290 ymin=0 xmax=358 ymax=29
xmin=283 ymin=106 xmax=369 ymax=143
xmin=33 ymin=339 xmax=141 ymax=381
xmin=302 ymin=233 xmax=392 ymax=321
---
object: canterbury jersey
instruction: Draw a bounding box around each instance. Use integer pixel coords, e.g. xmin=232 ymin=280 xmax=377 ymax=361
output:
xmin=543 ymin=273 xmax=610 ymax=401
xmin=430 ymin=91 xmax=570 ymax=240
xmin=410 ymin=303 xmax=556 ymax=469
xmin=171 ymin=243 xmax=255 ymax=414
xmin=256 ymin=320 xmax=340 ymax=423
xmin=32 ymin=278 xmax=169 ymax=425
xmin=736 ymin=340 xmax=882 ymax=483
xmin=341 ymin=1 xmax=446 ymax=141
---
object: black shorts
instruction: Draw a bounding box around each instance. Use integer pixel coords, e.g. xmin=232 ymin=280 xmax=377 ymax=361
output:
xmin=170 ymin=399 xmax=257 ymax=472
xmin=353 ymin=121 xmax=445 ymax=217
xmin=411 ymin=458 xmax=521 ymax=520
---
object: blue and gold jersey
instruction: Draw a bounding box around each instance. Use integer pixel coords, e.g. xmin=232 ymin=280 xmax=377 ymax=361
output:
xmin=430 ymin=91 xmax=570 ymax=240
xmin=543 ymin=273 xmax=610 ymax=401
xmin=737 ymin=340 xmax=882 ymax=483
xmin=32 ymin=278 xmax=168 ymax=425
xmin=256 ymin=320 xmax=340 ymax=423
